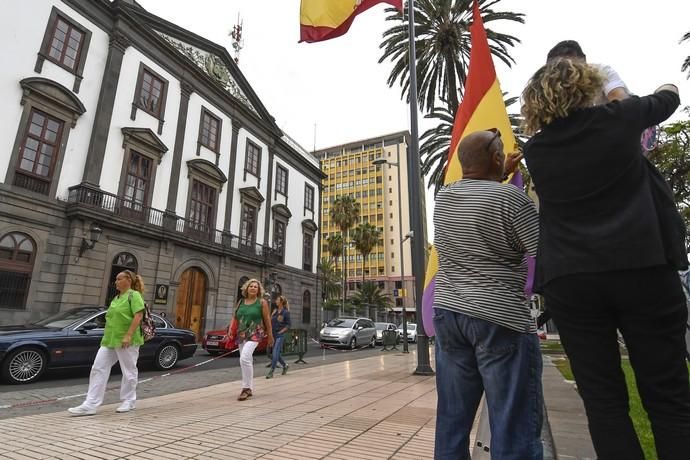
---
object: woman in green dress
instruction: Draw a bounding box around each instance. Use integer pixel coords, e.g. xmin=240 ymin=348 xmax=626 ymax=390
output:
xmin=228 ymin=278 xmax=273 ymax=401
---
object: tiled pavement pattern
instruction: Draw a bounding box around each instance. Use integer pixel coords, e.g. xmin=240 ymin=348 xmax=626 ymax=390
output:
xmin=0 ymin=353 xmax=460 ymax=460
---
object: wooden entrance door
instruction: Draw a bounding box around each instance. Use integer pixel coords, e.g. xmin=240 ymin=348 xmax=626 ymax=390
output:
xmin=175 ymin=268 xmax=207 ymax=340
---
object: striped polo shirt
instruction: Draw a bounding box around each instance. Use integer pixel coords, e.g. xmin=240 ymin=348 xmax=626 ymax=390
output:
xmin=433 ymin=179 xmax=540 ymax=333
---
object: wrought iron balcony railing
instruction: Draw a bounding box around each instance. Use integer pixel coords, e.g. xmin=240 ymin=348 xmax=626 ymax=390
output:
xmin=66 ymin=185 xmax=281 ymax=264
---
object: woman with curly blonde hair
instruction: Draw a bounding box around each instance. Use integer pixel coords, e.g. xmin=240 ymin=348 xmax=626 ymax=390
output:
xmin=522 ymin=58 xmax=690 ymax=459
xmin=521 ymin=58 xmax=604 ymax=135
xmin=228 ymin=278 xmax=273 ymax=401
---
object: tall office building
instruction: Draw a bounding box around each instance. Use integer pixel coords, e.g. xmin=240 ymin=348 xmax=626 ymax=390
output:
xmin=315 ymin=131 xmax=427 ymax=321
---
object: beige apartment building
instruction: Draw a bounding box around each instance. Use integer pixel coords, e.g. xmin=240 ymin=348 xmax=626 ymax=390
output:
xmin=315 ymin=131 xmax=427 ymax=321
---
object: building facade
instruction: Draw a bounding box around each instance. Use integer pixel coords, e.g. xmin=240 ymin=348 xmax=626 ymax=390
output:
xmin=0 ymin=0 xmax=324 ymax=337
xmin=315 ymin=131 xmax=427 ymax=321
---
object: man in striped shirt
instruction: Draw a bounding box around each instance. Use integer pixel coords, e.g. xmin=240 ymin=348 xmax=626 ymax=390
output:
xmin=432 ymin=129 xmax=542 ymax=459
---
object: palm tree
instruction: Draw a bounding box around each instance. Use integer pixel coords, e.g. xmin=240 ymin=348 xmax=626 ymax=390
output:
xmin=379 ymin=0 xmax=524 ymax=116
xmin=682 ymin=31 xmax=690 ymax=78
xmin=351 ymin=223 xmax=382 ymax=284
xmin=317 ymin=258 xmax=342 ymax=302
xmin=350 ymin=281 xmax=393 ymax=320
xmin=326 ymin=233 xmax=344 ymax=271
xmin=329 ymin=195 xmax=360 ymax=315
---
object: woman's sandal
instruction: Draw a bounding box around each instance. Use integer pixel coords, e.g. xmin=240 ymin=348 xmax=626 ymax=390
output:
xmin=237 ymin=388 xmax=252 ymax=401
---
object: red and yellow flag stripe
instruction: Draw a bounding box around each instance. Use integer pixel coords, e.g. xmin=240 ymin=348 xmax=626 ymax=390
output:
xmin=300 ymin=0 xmax=403 ymax=43
xmin=422 ymin=0 xmax=517 ymax=335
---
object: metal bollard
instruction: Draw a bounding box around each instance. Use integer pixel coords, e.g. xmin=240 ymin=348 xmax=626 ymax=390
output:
xmin=472 ymin=398 xmax=492 ymax=459
xmin=381 ymin=330 xmax=399 ymax=351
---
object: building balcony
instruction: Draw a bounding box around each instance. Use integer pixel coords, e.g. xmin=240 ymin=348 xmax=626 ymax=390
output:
xmin=65 ymin=184 xmax=280 ymax=266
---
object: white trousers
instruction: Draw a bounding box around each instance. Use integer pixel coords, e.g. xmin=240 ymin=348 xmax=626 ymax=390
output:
xmin=238 ymin=340 xmax=258 ymax=391
xmin=82 ymin=345 xmax=140 ymax=409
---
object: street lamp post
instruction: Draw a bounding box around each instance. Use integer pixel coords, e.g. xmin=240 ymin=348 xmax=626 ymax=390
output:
xmin=405 ymin=0 xmax=434 ymax=375
xmin=373 ymin=145 xmax=409 ymax=354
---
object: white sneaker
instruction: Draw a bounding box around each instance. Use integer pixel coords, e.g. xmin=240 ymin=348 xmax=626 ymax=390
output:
xmin=116 ymin=402 xmax=135 ymax=413
xmin=67 ymin=405 xmax=96 ymax=416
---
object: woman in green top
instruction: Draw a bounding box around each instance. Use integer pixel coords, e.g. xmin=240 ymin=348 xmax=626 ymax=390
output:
xmin=228 ymin=278 xmax=273 ymax=401
xmin=68 ymin=270 xmax=145 ymax=416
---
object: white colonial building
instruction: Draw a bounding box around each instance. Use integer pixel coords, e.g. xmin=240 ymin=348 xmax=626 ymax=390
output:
xmin=0 ymin=0 xmax=323 ymax=337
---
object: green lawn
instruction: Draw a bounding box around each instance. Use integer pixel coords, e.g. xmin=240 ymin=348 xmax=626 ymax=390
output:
xmin=553 ymin=358 xmax=690 ymax=460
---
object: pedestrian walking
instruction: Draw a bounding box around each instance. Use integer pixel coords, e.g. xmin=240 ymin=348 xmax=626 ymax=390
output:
xmin=433 ymin=129 xmax=542 ymax=459
xmin=68 ymin=270 xmax=146 ymax=415
xmin=267 ymin=295 xmax=291 ymax=379
xmin=228 ymin=278 xmax=273 ymax=401
xmin=522 ymin=58 xmax=690 ymax=460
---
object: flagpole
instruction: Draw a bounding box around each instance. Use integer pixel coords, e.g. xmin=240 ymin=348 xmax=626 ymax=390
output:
xmin=406 ymin=0 xmax=434 ymax=376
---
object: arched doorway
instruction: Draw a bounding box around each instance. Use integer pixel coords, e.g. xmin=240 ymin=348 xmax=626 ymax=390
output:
xmin=107 ymin=252 xmax=138 ymax=305
xmin=175 ymin=268 xmax=207 ymax=340
xmin=0 ymin=232 xmax=36 ymax=309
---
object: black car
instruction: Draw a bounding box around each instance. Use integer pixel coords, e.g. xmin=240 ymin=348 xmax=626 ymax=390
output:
xmin=0 ymin=306 xmax=198 ymax=384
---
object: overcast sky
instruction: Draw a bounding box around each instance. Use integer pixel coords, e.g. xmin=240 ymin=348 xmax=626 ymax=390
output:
xmin=138 ymin=0 xmax=690 ymax=235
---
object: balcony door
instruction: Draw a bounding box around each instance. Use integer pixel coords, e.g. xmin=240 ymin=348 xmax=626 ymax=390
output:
xmin=121 ymin=150 xmax=151 ymax=220
xmin=175 ymin=267 xmax=207 ymax=340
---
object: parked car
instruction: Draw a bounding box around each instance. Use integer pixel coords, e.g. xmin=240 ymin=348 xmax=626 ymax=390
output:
xmin=319 ymin=317 xmax=376 ymax=349
xmin=398 ymin=323 xmax=418 ymax=343
xmin=374 ymin=322 xmax=399 ymax=345
xmin=202 ymin=326 xmax=269 ymax=356
xmin=0 ymin=306 xmax=198 ymax=384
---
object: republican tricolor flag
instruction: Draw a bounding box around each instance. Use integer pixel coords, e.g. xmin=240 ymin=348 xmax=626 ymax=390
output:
xmin=422 ymin=0 xmax=529 ymax=336
xmin=300 ymin=0 xmax=403 ymax=43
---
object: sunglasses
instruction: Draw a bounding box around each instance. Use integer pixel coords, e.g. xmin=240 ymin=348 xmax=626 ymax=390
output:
xmin=486 ymin=128 xmax=502 ymax=152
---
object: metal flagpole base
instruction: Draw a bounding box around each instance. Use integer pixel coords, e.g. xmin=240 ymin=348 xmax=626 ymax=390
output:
xmin=413 ymin=335 xmax=435 ymax=375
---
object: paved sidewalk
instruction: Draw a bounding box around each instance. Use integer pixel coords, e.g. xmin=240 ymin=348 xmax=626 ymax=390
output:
xmin=542 ymin=357 xmax=596 ymax=460
xmin=0 ymin=349 xmax=595 ymax=459
xmin=0 ymin=352 xmax=445 ymax=460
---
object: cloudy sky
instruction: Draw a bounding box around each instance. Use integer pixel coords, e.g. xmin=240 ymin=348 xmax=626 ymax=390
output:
xmin=138 ymin=0 xmax=690 ymax=234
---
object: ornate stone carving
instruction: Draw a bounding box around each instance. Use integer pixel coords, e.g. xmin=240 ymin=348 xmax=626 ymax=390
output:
xmin=157 ymin=33 xmax=257 ymax=114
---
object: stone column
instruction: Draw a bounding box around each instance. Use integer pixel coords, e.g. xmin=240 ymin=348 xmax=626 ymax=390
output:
xmin=223 ymin=119 xmax=242 ymax=234
xmin=165 ymin=80 xmax=194 ymax=215
xmin=81 ymin=31 xmax=130 ymax=187
xmin=263 ymin=147 xmax=275 ymax=246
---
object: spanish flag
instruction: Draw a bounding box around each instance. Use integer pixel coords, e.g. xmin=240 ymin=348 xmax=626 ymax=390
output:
xmin=422 ymin=0 xmax=519 ymax=336
xmin=300 ymin=0 xmax=403 ymax=43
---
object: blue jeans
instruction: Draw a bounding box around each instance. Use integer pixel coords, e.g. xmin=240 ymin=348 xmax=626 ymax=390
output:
xmin=433 ymin=308 xmax=543 ymax=460
xmin=270 ymin=335 xmax=287 ymax=370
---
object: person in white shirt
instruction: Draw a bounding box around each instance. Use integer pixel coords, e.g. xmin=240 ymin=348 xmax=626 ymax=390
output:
xmin=546 ymin=40 xmax=629 ymax=103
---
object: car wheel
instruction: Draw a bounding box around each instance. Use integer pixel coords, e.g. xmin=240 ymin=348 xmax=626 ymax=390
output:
xmin=154 ymin=343 xmax=180 ymax=370
xmin=2 ymin=347 xmax=47 ymax=384
xmin=349 ymin=337 xmax=357 ymax=350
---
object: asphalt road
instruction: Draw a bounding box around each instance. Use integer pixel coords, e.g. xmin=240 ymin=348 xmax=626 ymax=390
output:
xmin=0 ymin=341 xmax=419 ymax=419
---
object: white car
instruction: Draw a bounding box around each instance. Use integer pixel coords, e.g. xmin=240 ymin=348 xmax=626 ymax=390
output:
xmin=397 ymin=323 xmax=417 ymax=343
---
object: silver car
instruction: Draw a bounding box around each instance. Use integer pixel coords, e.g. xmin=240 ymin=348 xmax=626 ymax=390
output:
xmin=319 ymin=317 xmax=376 ymax=349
